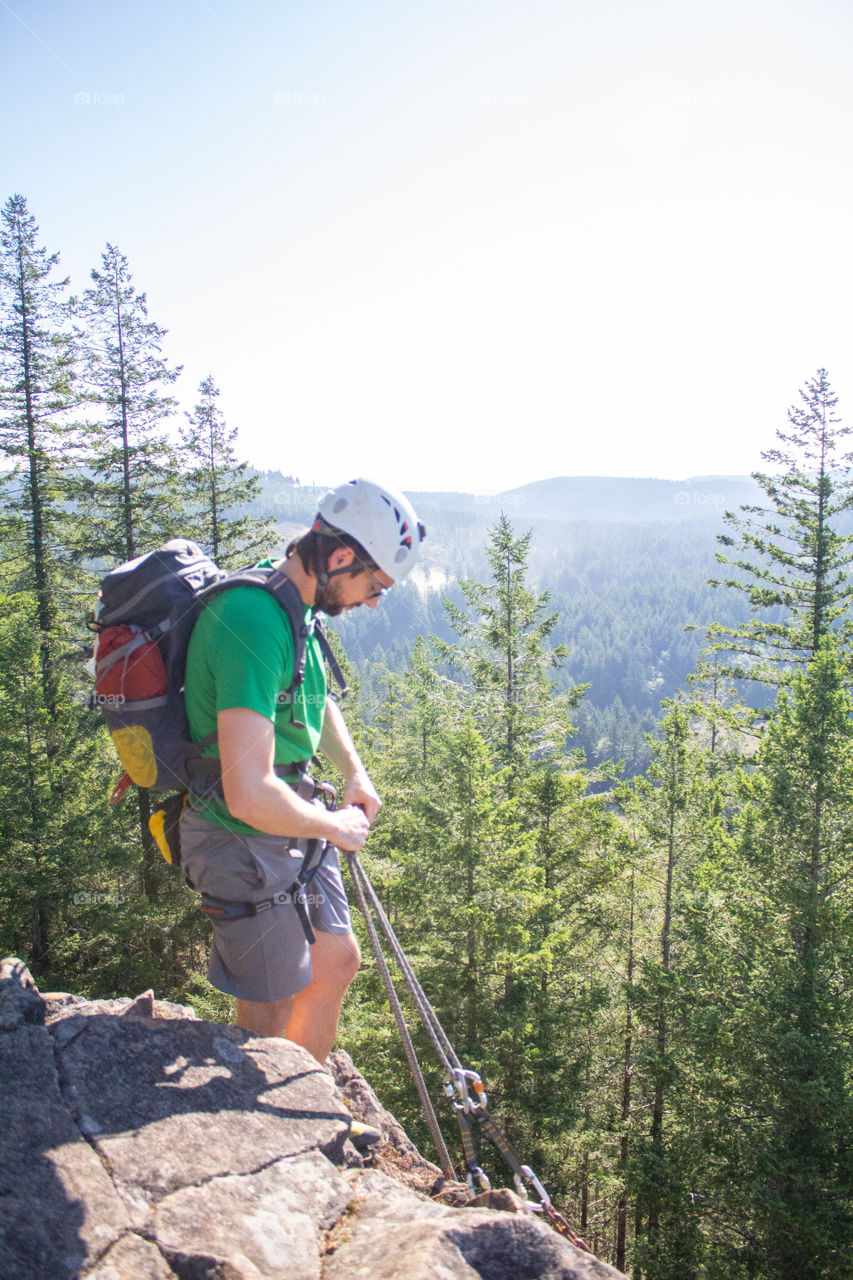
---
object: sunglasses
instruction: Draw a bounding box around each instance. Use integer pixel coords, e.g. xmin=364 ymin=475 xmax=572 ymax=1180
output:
xmin=326 ymin=555 xmax=390 ymax=599
xmin=359 ymin=560 xmax=390 ymax=600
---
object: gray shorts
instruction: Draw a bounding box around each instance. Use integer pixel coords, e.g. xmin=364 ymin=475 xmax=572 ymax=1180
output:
xmin=180 ymin=806 xmax=352 ymax=1003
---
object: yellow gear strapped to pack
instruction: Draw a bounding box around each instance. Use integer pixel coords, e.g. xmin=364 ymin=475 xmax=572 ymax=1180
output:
xmin=112 ymin=725 xmax=160 ymax=789
xmin=148 ymin=792 xmax=189 ymax=866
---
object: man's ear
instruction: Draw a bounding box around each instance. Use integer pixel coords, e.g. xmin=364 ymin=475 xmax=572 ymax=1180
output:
xmin=327 ymin=546 xmax=356 ymax=573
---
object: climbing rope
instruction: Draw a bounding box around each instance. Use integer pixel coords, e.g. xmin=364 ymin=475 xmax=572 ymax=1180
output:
xmin=345 ymin=848 xmax=456 ymax=1179
xmin=345 ymin=850 xmax=592 ymax=1253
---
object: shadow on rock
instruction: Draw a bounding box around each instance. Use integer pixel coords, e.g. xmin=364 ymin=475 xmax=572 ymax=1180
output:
xmin=0 ymin=957 xmax=350 ymax=1278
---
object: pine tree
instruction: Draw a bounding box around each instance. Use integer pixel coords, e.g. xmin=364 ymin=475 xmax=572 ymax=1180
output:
xmin=683 ymin=625 xmax=758 ymax=759
xmin=361 ymin=640 xmax=502 ymax=1050
xmin=723 ymin=638 xmax=853 ymax=1279
xmin=339 ymin=642 xmax=510 ymax=1163
xmin=616 ymin=703 xmax=737 ymax=1279
xmin=73 ymin=242 xmax=182 ymax=561
xmin=0 ymin=592 xmax=115 ymax=976
xmin=0 ymin=199 xmax=144 ymax=975
xmin=73 ymin=243 xmax=186 ymax=894
xmin=179 ymin=374 xmax=275 ymax=566
xmin=0 ymin=193 xmax=78 ymax=715
xmin=710 ymin=369 xmax=853 ymax=688
xmin=615 ymin=865 xmax=638 ymax=1274
xmin=508 ymin=761 xmax=620 ymax=1225
xmin=438 ymin=513 xmax=584 ymax=772
xmin=346 ymin=524 xmax=623 ymax=1230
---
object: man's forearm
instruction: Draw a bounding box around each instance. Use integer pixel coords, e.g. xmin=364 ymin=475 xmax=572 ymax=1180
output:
xmin=225 ymin=770 xmax=345 ymax=840
xmin=217 ymin=706 xmax=371 ymax=849
xmin=319 ymin=698 xmax=368 ymax=781
xmin=319 ymin=698 xmax=382 ymax=822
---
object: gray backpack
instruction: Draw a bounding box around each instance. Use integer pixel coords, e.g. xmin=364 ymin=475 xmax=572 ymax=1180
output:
xmin=89 ymin=538 xmax=346 ymax=799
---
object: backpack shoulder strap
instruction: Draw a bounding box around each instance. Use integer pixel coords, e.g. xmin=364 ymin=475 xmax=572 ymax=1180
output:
xmin=197 ymin=565 xmax=348 ymax=698
xmin=260 ymin=566 xmax=349 ymax=698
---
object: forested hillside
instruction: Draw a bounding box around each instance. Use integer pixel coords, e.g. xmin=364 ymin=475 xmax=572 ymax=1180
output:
xmin=2 ymin=193 xmax=852 ymax=1278
xmin=329 ymin=489 xmax=759 ymax=775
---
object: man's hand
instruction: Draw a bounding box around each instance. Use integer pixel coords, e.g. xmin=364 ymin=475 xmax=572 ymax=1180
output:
xmin=342 ymin=770 xmax=382 ymax=824
xmin=330 ymin=804 xmax=372 ymax=852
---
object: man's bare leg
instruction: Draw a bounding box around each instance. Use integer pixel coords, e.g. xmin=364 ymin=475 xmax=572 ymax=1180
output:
xmin=284 ymin=930 xmax=361 ymax=1062
xmin=234 ymin=994 xmax=293 ymax=1038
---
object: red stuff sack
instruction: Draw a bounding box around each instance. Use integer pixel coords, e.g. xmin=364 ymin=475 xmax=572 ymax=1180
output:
xmin=94 ymin=624 xmax=168 ymax=702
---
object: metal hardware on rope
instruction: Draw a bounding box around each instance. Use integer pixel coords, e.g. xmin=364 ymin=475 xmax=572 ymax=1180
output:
xmin=345 ymin=849 xmax=592 ymax=1254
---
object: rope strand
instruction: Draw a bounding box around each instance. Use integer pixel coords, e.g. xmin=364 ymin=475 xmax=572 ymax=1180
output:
xmin=344 ymin=850 xmax=591 ymax=1252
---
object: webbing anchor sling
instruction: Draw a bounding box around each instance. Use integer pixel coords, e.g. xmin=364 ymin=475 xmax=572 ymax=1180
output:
xmin=345 ymin=849 xmax=592 ymax=1254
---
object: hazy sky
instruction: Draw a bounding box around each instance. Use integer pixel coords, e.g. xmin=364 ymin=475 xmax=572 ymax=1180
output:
xmin=3 ymin=0 xmax=853 ymax=495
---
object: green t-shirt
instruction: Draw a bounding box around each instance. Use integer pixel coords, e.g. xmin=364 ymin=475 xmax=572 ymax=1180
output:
xmin=184 ymin=570 xmax=327 ymax=834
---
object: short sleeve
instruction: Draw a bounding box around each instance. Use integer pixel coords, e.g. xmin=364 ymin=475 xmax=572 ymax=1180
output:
xmin=204 ymin=589 xmax=294 ymax=721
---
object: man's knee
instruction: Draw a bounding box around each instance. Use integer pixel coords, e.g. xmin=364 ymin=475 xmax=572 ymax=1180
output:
xmin=340 ymin=932 xmax=361 ymax=982
xmin=316 ymin=930 xmax=361 ymax=987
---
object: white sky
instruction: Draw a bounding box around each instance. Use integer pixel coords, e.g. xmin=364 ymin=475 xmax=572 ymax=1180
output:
xmin=3 ymin=0 xmax=853 ymax=495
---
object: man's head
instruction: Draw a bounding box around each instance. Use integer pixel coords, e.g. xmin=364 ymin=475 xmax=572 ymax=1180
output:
xmin=287 ymin=478 xmax=426 ymax=615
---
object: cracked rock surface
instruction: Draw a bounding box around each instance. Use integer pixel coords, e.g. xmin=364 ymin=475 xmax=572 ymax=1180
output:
xmin=0 ymin=957 xmax=626 ymax=1280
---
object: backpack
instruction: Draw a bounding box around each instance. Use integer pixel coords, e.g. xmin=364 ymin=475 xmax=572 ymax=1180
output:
xmin=88 ymin=539 xmax=346 ymax=856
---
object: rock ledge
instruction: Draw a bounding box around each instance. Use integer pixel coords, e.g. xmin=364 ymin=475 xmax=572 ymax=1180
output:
xmin=0 ymin=957 xmax=624 ymax=1279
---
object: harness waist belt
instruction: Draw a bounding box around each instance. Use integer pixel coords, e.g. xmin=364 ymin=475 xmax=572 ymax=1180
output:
xmin=200 ymin=881 xmax=318 ymax=945
xmin=188 ymin=756 xmax=309 ymax=798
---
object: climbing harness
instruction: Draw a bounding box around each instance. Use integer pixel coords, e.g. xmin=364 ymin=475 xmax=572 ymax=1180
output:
xmin=345 ymin=849 xmax=591 ymax=1253
xmin=198 ymin=776 xmax=338 ymax=946
xmin=199 ymin=871 xmax=320 ymax=945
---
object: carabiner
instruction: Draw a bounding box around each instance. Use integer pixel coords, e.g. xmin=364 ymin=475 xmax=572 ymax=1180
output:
xmin=520 ymin=1164 xmax=552 ymax=1207
xmin=467 ymin=1163 xmax=492 ymax=1195
xmin=448 ymin=1067 xmax=488 ymax=1113
xmin=316 ymin=781 xmax=338 ymax=809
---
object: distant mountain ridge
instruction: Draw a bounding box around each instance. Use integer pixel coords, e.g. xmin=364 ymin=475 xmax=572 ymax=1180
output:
xmin=408 ymin=475 xmax=762 ymax=524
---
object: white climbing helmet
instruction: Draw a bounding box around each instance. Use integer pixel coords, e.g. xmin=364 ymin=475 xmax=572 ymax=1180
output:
xmin=316 ymin=478 xmax=426 ymax=580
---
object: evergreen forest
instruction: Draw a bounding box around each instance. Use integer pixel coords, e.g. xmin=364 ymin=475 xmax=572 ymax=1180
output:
xmin=2 ymin=193 xmax=853 ymax=1279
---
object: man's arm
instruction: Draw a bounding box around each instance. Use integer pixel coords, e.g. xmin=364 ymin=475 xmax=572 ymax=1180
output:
xmin=319 ymin=698 xmax=382 ymax=823
xmin=217 ymin=706 xmax=370 ymax=850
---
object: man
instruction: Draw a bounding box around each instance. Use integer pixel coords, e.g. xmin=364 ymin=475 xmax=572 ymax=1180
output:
xmin=180 ymin=478 xmax=425 ymax=1063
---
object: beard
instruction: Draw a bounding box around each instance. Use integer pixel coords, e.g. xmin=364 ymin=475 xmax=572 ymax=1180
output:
xmin=315 ymin=575 xmax=353 ymax=617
